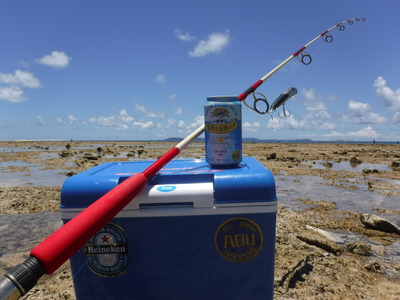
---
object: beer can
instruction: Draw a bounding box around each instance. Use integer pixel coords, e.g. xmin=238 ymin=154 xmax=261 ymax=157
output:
xmin=204 ymin=96 xmax=242 ymax=166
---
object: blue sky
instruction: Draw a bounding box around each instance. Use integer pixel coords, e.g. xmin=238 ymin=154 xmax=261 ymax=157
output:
xmin=1 ymin=0 xmax=399 ymax=141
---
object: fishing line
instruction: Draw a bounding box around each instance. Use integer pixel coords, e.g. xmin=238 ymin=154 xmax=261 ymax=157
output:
xmin=296 ymin=21 xmax=359 ymax=88
xmin=268 ymin=61 xmax=301 ymax=92
xmin=65 ymin=258 xmax=90 ymax=294
xmin=269 ymin=40 xmax=328 ymax=93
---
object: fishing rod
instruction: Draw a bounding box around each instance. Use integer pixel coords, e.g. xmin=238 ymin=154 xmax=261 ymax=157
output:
xmin=241 ymin=17 xmax=366 ymax=116
xmin=0 ymin=17 xmax=365 ymax=299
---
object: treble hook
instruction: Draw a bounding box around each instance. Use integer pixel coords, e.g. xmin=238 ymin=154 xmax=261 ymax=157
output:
xmin=278 ymin=104 xmax=291 ymax=118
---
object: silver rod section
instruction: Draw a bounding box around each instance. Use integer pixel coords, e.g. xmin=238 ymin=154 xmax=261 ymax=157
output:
xmin=0 ymin=276 xmax=22 ymax=300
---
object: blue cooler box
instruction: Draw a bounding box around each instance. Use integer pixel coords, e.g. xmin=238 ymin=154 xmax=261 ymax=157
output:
xmin=61 ymin=157 xmax=277 ymax=300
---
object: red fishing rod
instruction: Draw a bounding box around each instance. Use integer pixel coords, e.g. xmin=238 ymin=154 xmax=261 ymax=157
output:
xmin=0 ymin=17 xmax=365 ymax=299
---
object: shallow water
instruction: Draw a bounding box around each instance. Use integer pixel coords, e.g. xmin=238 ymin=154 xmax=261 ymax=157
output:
xmin=0 ymin=211 xmax=62 ymax=257
xmin=275 ymin=174 xmax=400 ymax=223
xmin=0 ymin=166 xmax=69 ymax=187
xmin=329 ymin=229 xmax=400 ymax=264
xmin=371 ymin=177 xmax=400 ymax=185
xmin=301 ymin=160 xmax=392 ymax=172
xmin=0 ymin=146 xmax=66 ymax=153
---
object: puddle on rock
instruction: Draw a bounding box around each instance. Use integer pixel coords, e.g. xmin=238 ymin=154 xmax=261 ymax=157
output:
xmin=276 ymin=175 xmax=400 ymax=223
xmin=0 ymin=211 xmax=62 ymax=256
xmin=371 ymin=177 xmax=400 ymax=185
xmin=0 ymin=168 xmax=69 ymax=187
xmin=319 ymin=229 xmax=400 ymax=267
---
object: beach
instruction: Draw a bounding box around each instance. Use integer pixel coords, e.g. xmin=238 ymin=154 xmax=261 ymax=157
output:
xmin=1 ymin=141 xmax=400 ymax=299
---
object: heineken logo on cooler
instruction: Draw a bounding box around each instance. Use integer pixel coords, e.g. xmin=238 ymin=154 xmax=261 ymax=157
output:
xmin=85 ymin=244 xmax=128 ymax=255
xmin=85 ymin=223 xmax=129 ymax=277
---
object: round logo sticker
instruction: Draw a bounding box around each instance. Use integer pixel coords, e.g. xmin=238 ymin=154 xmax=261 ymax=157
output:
xmin=157 ymin=186 xmax=177 ymax=192
xmin=215 ymin=218 xmax=263 ymax=263
xmin=85 ymin=223 xmax=129 ymax=277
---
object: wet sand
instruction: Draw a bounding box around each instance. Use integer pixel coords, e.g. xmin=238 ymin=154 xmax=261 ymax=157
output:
xmin=0 ymin=141 xmax=400 ymax=299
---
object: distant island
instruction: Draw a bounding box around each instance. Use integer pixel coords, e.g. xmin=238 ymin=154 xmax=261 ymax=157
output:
xmin=162 ymin=137 xmax=314 ymax=143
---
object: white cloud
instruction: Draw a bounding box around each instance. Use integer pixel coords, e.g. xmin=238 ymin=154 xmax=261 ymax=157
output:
xmin=166 ymin=118 xmax=187 ymax=129
xmin=166 ymin=119 xmax=176 ymax=128
xmin=0 ymin=70 xmax=41 ymax=88
xmin=133 ymin=120 xmax=155 ymax=130
xmin=321 ymin=122 xmax=335 ymax=130
xmin=0 ymin=86 xmax=25 ymax=102
xmin=135 ymin=103 xmax=165 ymax=118
xmin=37 ymin=115 xmax=46 ymax=126
xmin=324 ymin=126 xmax=382 ymax=139
xmin=177 ymin=120 xmax=186 ymax=128
xmin=85 ymin=109 xmax=134 ymax=130
xmin=243 ymin=122 xmax=262 ymax=132
xmin=314 ymin=110 xmax=332 ymax=120
xmin=155 ymin=74 xmax=166 ymax=84
xmin=342 ymin=100 xmax=387 ymax=124
xmin=168 ymin=94 xmax=177 ymax=102
xmin=57 ymin=115 xmax=79 ymax=124
xmin=267 ymin=115 xmax=308 ymax=131
xmin=173 ymin=107 xmax=183 ymax=115
xmin=36 ymin=51 xmax=71 ymax=68
xmin=393 ymin=112 xmax=400 ymax=123
xmin=189 ymin=30 xmax=230 ymax=57
xmin=68 ymin=115 xmax=78 ymax=124
xmin=311 ymin=120 xmax=335 ymax=130
xmin=0 ymin=70 xmax=42 ymax=102
xmin=301 ymin=88 xmax=327 ymax=111
xmin=189 ymin=115 xmax=204 ymax=129
xmin=373 ymin=76 xmax=400 ymax=110
xmin=323 ymin=131 xmax=345 ymax=138
xmin=87 ymin=116 xmax=117 ymax=128
xmin=347 ymin=126 xmax=381 ymax=139
xmin=174 ymin=29 xmax=196 ymax=42
xmin=302 ymin=109 xmax=333 ymax=129
xmin=119 ymin=109 xmax=134 ymax=123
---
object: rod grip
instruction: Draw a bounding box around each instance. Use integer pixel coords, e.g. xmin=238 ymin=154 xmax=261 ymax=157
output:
xmin=30 ymin=173 xmax=147 ymax=274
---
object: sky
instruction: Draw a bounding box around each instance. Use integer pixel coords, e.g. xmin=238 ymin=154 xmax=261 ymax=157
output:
xmin=1 ymin=0 xmax=399 ymax=141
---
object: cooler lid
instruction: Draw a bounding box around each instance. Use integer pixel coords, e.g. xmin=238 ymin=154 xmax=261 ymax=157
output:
xmin=61 ymin=157 xmax=276 ymax=208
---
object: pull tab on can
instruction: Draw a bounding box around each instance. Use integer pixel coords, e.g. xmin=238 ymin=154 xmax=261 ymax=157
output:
xmin=204 ymin=96 xmax=242 ymax=167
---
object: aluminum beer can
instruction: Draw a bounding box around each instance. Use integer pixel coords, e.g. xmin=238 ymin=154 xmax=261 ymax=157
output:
xmin=204 ymin=96 xmax=242 ymax=166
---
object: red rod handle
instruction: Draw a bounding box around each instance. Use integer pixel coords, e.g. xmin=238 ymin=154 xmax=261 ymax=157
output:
xmin=30 ymin=147 xmax=180 ymax=274
xmin=30 ymin=173 xmax=148 ymax=274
